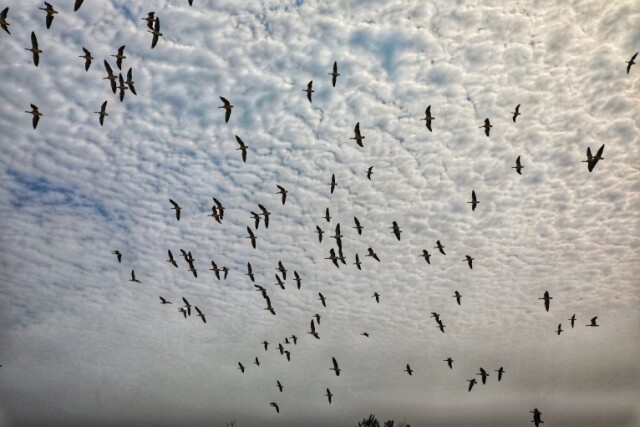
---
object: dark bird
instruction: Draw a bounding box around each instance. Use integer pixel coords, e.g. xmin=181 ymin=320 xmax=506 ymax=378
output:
xmin=26 ymin=32 xmax=42 ymax=67
xmin=586 ymin=316 xmax=599 ymax=327
xmin=182 ymin=297 xmax=192 ymax=316
xmin=159 ymin=296 xmax=172 ymax=304
xmin=25 ymin=104 xmax=43 ymax=129
xmin=238 ymin=362 xmax=245 ymax=373
xmin=569 ymin=314 xmax=576 ymax=328
xmin=337 ymin=246 xmax=346 ymax=265
xmin=315 ymin=225 xmax=324 ymax=242
xmin=293 ymin=271 xmax=301 ymax=290
xmin=444 ymin=358 xmax=453 ymax=369
xmin=79 ymin=47 xmax=93 ymax=71
xmin=353 ymin=217 xmax=363 ymax=235
xmin=111 ymin=45 xmax=126 ymax=70
xmin=478 ymin=367 xmax=490 ymax=384
xmin=103 ymin=60 xmax=117 ymax=93
xmin=626 ymin=52 xmax=638 ymax=74
xmin=480 ymin=118 xmax=492 ymax=136
xmin=210 ymin=261 xmax=221 ymax=280
xmin=254 ymin=357 xmax=260 ymax=366
xmin=235 ymin=135 xmax=248 ymax=162
xmin=405 ymin=364 xmax=413 ymax=376
xmin=264 ymin=295 xmax=276 ymax=315
xmin=246 ymin=262 xmax=255 ymax=282
xmin=195 ymin=306 xmax=206 ymax=323
xmin=74 ymin=0 xmax=84 ymax=12
xmin=325 ymin=388 xmax=333 ymax=404
xmin=353 ymin=253 xmax=362 ymax=270
xmin=539 ymin=291 xmax=552 ymax=312
xmin=188 ymin=0 xmax=194 ymax=5
xmin=366 ymin=247 xmax=380 ymax=262
xmin=219 ymin=97 xmax=233 ymax=123
xmin=303 ymin=81 xmax=314 ymax=102
xmin=328 ymin=174 xmax=337 ymax=194
xmin=125 ymin=68 xmax=137 ymax=95
xmin=270 ymin=402 xmax=279 ymax=413
xmin=274 ymin=274 xmax=285 ymax=290
xmin=262 ymin=341 xmax=269 ymax=351
xmin=421 ymin=250 xmax=431 ymax=264
xmin=149 ymin=17 xmax=163 ymax=49
xmin=513 ymin=155 xmax=524 ymax=175
xmin=314 ymin=313 xmax=321 ymax=325
xmin=276 ymin=380 xmax=283 ymax=392
xmin=531 ymin=408 xmax=543 ymax=427
xmin=129 ymin=270 xmax=141 ymax=283
xmin=95 ymin=101 xmax=108 ymax=126
xmin=250 ymin=211 xmax=261 ymax=229
xmin=437 ymin=321 xmax=446 ymax=333
xmin=512 ymin=104 xmax=521 ymax=122
xmin=180 ymin=249 xmax=193 ymax=264
xmin=366 ymin=166 xmax=373 ymax=180
xmin=39 ymin=2 xmax=58 ymax=29
xmin=178 ymin=307 xmax=187 ymax=318
xmin=276 ymin=185 xmax=288 ymax=205
xmin=308 ymin=318 xmax=320 ymax=339
xmin=372 ymin=292 xmax=380 ymax=303
xmin=291 ymin=335 xmax=297 ymax=345
xmin=453 ymin=290 xmax=461 ymax=305
xmin=323 ymin=207 xmax=331 ymax=222
xmin=390 ymin=221 xmax=402 ymax=241
xmin=495 ymin=367 xmax=505 ymax=381
xmin=258 ymin=204 xmax=271 ymax=228
xmin=246 ymin=227 xmax=257 ymax=249
xmin=467 ymin=378 xmax=477 ymax=392
xmin=330 ymin=357 xmax=341 ymax=376
xmin=112 ymin=250 xmax=122 ymax=263
xmin=556 ymin=323 xmax=563 ymax=335
xmin=329 ymin=61 xmax=339 ymax=87
xmin=283 ymin=350 xmax=291 ymax=361
xmin=142 ymin=12 xmax=155 ymax=30
xmin=276 ymin=260 xmax=287 ymax=280
xmin=361 ymin=332 xmax=369 ymax=337
xmin=254 ymin=285 xmax=268 ymax=299
xmin=117 ymin=73 xmax=128 ymax=102
xmin=350 ymin=122 xmax=365 ymax=147
xmin=421 ymin=105 xmax=434 ymax=131
xmin=463 ymin=255 xmax=474 ymax=269
xmin=467 ymin=190 xmax=479 ymax=211
xmin=212 ymin=197 xmax=225 ymax=219
xmin=585 ymin=144 xmax=605 ymax=172
xmin=169 ymin=199 xmax=181 ymax=221
xmin=332 ymin=223 xmax=343 ymax=247
xmin=318 ymin=292 xmax=326 ymax=307
xmin=0 ymin=7 xmax=10 ymax=34
xmin=431 ymin=312 xmax=441 ymax=322
xmin=435 ymin=240 xmax=446 ymax=255
xmin=277 ymin=343 xmax=284 ymax=355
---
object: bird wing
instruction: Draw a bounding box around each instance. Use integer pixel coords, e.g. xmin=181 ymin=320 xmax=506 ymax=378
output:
xmin=74 ymin=0 xmax=84 ymax=11
xmin=31 ymin=32 xmax=38 ymax=49
xmin=235 ymin=135 xmax=245 ymax=148
xmin=595 ymin=144 xmax=605 ymax=159
xmin=354 ymin=122 xmax=360 ymax=137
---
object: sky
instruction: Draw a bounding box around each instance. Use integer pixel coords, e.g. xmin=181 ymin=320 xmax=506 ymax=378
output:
xmin=0 ymin=0 xmax=639 ymax=426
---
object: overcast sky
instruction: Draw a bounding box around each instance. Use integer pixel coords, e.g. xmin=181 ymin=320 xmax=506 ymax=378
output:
xmin=0 ymin=0 xmax=639 ymax=426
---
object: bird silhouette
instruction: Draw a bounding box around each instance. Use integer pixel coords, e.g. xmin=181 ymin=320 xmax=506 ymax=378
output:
xmin=142 ymin=12 xmax=155 ymax=30
xmin=274 ymin=274 xmax=285 ymax=290
xmin=26 ymin=32 xmax=42 ymax=67
xmin=366 ymin=166 xmax=374 ymax=180
xmin=350 ymin=122 xmax=365 ymax=147
xmin=467 ymin=378 xmax=477 ymax=392
xmin=112 ymin=250 xmax=122 ymax=263
xmin=258 ymin=204 xmax=271 ymax=228
xmin=315 ymin=225 xmax=324 ymax=242
xmin=586 ymin=316 xmax=599 ymax=327
xmin=361 ymin=332 xmax=369 ymax=337
xmin=254 ymin=357 xmax=259 ymax=366
xmin=262 ymin=341 xmax=269 ymax=351
xmin=453 ymin=291 xmax=461 ymax=305
xmin=149 ymin=17 xmax=163 ymax=49
xmin=325 ymin=388 xmax=333 ymax=404
xmin=530 ymin=408 xmax=543 ymax=427
xmin=556 ymin=323 xmax=563 ymax=335
xmin=103 ymin=61 xmax=117 ymax=93
xmin=159 ymin=296 xmax=172 ymax=304
xmin=308 ymin=319 xmax=320 ymax=339
xmin=181 ymin=297 xmax=192 ymax=316
xmin=304 ymin=81 xmax=314 ymax=102
xmin=468 ymin=190 xmax=479 ymax=211
xmin=95 ymin=101 xmax=108 ymax=126
xmin=0 ymin=7 xmax=10 ymax=34
xmin=116 ymin=73 xmax=128 ymax=102
xmin=39 ymin=2 xmax=58 ymax=29
xmin=25 ymin=104 xmax=42 ymax=129
xmin=318 ymin=292 xmax=326 ymax=307
xmin=495 ymin=367 xmax=505 ymax=381
xmin=435 ymin=240 xmax=446 ymax=255
xmin=129 ymin=270 xmax=141 ymax=283
xmin=125 ymin=68 xmax=137 ymax=95
xmin=463 ymin=255 xmax=474 ymax=269
xmin=477 ymin=368 xmax=489 ymax=384
xmin=111 ymin=45 xmax=126 ymax=70
xmin=329 ymin=61 xmax=339 ymax=87
xmin=405 ymin=364 xmax=413 ymax=375
xmin=219 ymin=97 xmax=233 ymax=123
xmin=270 ymin=402 xmax=279 ymax=413
xmin=480 ymin=118 xmax=492 ymax=136
xmin=626 ymin=52 xmax=638 ymax=74
xmin=235 ymin=135 xmax=249 ymax=162
xmin=511 ymin=104 xmax=521 ymax=122
xmin=238 ymin=362 xmax=245 ymax=373
xmin=569 ymin=314 xmax=576 ymax=328
xmin=246 ymin=262 xmax=255 ymax=282
xmin=293 ymin=271 xmax=302 ymax=290
xmin=513 ymin=155 xmax=524 ymax=175
xmin=246 ymin=227 xmax=257 ymax=249
xmin=390 ymin=221 xmax=402 ymax=241
xmin=328 ymin=174 xmax=337 ymax=194
xmin=276 ymin=185 xmax=288 ymax=205
xmin=323 ymin=207 xmax=331 ymax=222
xmin=353 ymin=253 xmax=362 ymax=270
xmin=353 ymin=217 xmax=363 ymax=235
xmin=314 ymin=313 xmax=321 ymax=325
xmin=539 ymin=291 xmax=552 ymax=312
xmin=276 ymin=380 xmax=283 ymax=392
xmin=421 ymin=250 xmax=431 ymax=264
xmin=421 ymin=105 xmax=434 ymax=131
xmin=79 ymin=47 xmax=93 ymax=71
xmin=169 ymin=199 xmax=181 ymax=221
xmin=366 ymin=247 xmax=380 ymax=262
xmin=330 ymin=357 xmax=341 ymax=376
xmin=372 ymin=292 xmax=380 ymax=303
xmin=195 ymin=306 xmax=206 ymax=323
xmin=444 ymin=358 xmax=453 ymax=369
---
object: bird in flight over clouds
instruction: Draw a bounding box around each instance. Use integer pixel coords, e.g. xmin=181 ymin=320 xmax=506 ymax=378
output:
xmin=626 ymin=52 xmax=638 ymax=74
xmin=325 ymin=388 xmax=333 ymax=404
xmin=195 ymin=306 xmax=206 ymax=323
xmin=366 ymin=166 xmax=373 ymax=180
xmin=235 ymin=135 xmax=249 ymax=163
xmin=350 ymin=122 xmax=365 ymax=147
xmin=329 ymin=61 xmax=339 ymax=87
xmin=258 ymin=204 xmax=271 ymax=228
xmin=129 ymin=270 xmax=141 ymax=284
xmin=435 ymin=240 xmax=446 ymax=255
xmin=25 ymin=104 xmax=42 ymax=129
xmin=569 ymin=314 xmax=576 ymax=328
xmin=39 ymin=2 xmax=57 ymax=29
xmin=246 ymin=227 xmax=257 ymax=249
xmin=495 ymin=367 xmax=505 ymax=381
xmin=117 ymin=73 xmax=128 ymax=102
xmin=276 ymin=185 xmax=288 ymax=205
xmin=112 ymin=250 xmax=122 ymax=263
xmin=444 ymin=358 xmax=453 ymax=369
xmin=315 ymin=225 xmax=324 ymax=242
xmin=390 ymin=221 xmax=402 ymax=241
xmin=586 ymin=316 xmax=599 ymax=327
xmin=111 ymin=45 xmax=126 ymax=70
xmin=539 ymin=291 xmax=552 ymax=312
xmin=328 ymin=174 xmax=337 ymax=194
xmin=453 ymin=290 xmax=461 ymax=305
xmin=219 ymin=97 xmax=233 ymax=123
xmin=125 ymin=68 xmax=137 ymax=95
xmin=169 ymin=199 xmax=181 ymax=221
xmin=477 ymin=368 xmax=489 ymax=384
xmin=149 ymin=17 xmax=163 ymax=49
xmin=421 ymin=105 xmax=435 ymax=131
xmin=463 ymin=255 xmax=474 ymax=269
xmin=142 ymin=12 xmax=155 ymax=30
xmin=330 ymin=357 xmax=341 ymax=376
xmin=511 ymin=104 xmax=521 ymax=123
xmin=353 ymin=217 xmax=363 ymax=235
xmin=468 ymin=190 xmax=479 ymax=211
xmin=308 ymin=319 xmax=320 ymax=339
xmin=159 ymin=296 xmax=172 ymax=305
xmin=467 ymin=378 xmax=477 ymax=392
xmin=103 ymin=61 xmax=117 ymax=93
xmin=26 ymin=32 xmax=42 ymax=67
xmin=480 ymin=118 xmax=492 ymax=136
xmin=95 ymin=101 xmax=108 ymax=126
xmin=513 ymin=155 xmax=524 ymax=175
xmin=304 ymin=81 xmax=314 ymax=102
xmin=421 ymin=250 xmax=431 ymax=264
xmin=404 ymin=364 xmax=413 ymax=375
xmin=79 ymin=47 xmax=93 ymax=71
xmin=0 ymin=7 xmax=10 ymax=34
xmin=270 ymin=402 xmax=279 ymax=413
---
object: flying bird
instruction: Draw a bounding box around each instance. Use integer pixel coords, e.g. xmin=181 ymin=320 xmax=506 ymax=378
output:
xmin=246 ymin=262 xmax=255 ymax=282
xmin=276 ymin=380 xmax=283 ymax=392
xmin=332 ymin=223 xmax=343 ymax=247
xmin=366 ymin=166 xmax=373 ymax=180
xmin=182 ymin=297 xmax=192 ymax=316
xmin=169 ymin=199 xmax=181 ymax=221
xmin=210 ymin=261 xmax=221 ymax=280
xmin=323 ymin=207 xmax=331 ymax=222
xmin=276 ymin=185 xmax=288 ymax=205
xmin=435 ymin=240 xmax=446 ymax=255
xmin=350 ymin=122 xmax=365 ymax=147
xmin=353 ymin=217 xmax=363 ymax=235
xmin=584 ymin=144 xmax=605 ymax=172
xmin=178 ymin=307 xmax=187 ymax=318
xmin=444 ymin=358 xmax=453 ymax=369
xmin=308 ymin=319 xmax=320 ymax=339
xmin=212 ymin=197 xmax=225 ymax=220
xmin=372 ymin=292 xmax=380 ymax=303
xmin=79 ymin=47 xmax=93 ymax=71
xmin=329 ymin=61 xmax=339 ymax=87
xmin=404 ymin=364 xmax=413 ymax=376
xmin=291 ymin=335 xmax=297 ymax=345
xmin=437 ymin=321 xmax=446 ymax=333
xmin=556 ymin=323 xmax=563 ymax=335
xmin=303 ymin=81 xmax=314 ymax=102
xmin=293 ymin=271 xmax=302 ymax=289
xmin=318 ymin=292 xmax=326 ymax=307
xmin=235 ymin=135 xmax=248 ymax=162
xmin=112 ymin=250 xmax=122 ymax=263
xmin=330 ymin=357 xmax=341 ymax=376
xmin=246 ymin=227 xmax=257 ymax=249
xmin=254 ymin=357 xmax=260 ymax=366
xmin=250 ymin=211 xmax=260 ymax=229
xmin=270 ymin=402 xmax=279 ymax=413
xmin=276 ymin=261 xmax=287 ymax=280
xmin=159 ymin=297 xmax=172 ymax=304
xmin=569 ymin=314 xmax=576 ymax=328
xmin=325 ymin=388 xmax=333 ymax=404
xmin=25 ymin=104 xmax=42 ymax=129
xmin=219 ymin=97 xmax=233 ymax=123
xmin=539 ymin=291 xmax=552 ymax=312
xmin=480 ymin=118 xmax=492 ymax=136
xmin=129 ymin=270 xmax=141 ymax=283
xmin=366 ymin=247 xmax=380 ymax=262
xmin=262 ymin=341 xmax=269 ymax=351
xmin=626 ymin=52 xmax=638 ymax=74
xmin=586 ymin=316 xmax=599 ymax=327
xmin=195 ymin=306 xmax=206 ymax=323
xmin=463 ymin=255 xmax=474 ymax=269
xmin=258 ymin=204 xmax=271 ymax=228
xmin=477 ymin=368 xmax=489 ymax=384
xmin=125 ymin=68 xmax=137 ymax=95
xmin=390 ymin=221 xmax=402 ymax=241
xmin=238 ymin=362 xmax=245 ymax=373
xmin=421 ymin=250 xmax=431 ymax=264
xmin=421 ymin=105 xmax=434 ymax=131
xmin=142 ymin=12 xmax=155 ymax=30
xmin=283 ymin=350 xmax=291 ymax=361
xmin=453 ymin=290 xmax=461 ymax=305
xmin=26 ymin=32 xmax=42 ymax=67
xmin=361 ymin=332 xmax=369 ymax=337
xmin=314 ymin=313 xmax=321 ymax=325
xmin=95 ymin=101 xmax=108 ymax=126
xmin=467 ymin=190 xmax=479 ymax=211
xmin=117 ymin=73 xmax=128 ymax=102
xmin=328 ymin=174 xmax=337 ymax=194
xmin=277 ymin=343 xmax=284 ymax=355
xmin=264 ymin=296 xmax=276 ymax=315
xmin=467 ymin=378 xmax=477 ymax=392
xmin=149 ymin=17 xmax=163 ymax=49
xmin=315 ymin=225 xmax=324 ymax=242
xmin=353 ymin=253 xmax=362 ymax=270
xmin=111 ymin=45 xmax=126 ymax=70
xmin=74 ymin=0 xmax=84 ymax=12
xmin=511 ymin=104 xmax=521 ymax=122
xmin=530 ymin=408 xmax=543 ymax=427
xmin=513 ymin=155 xmax=524 ymax=175
xmin=274 ymin=274 xmax=285 ymax=290
xmin=0 ymin=7 xmax=10 ymax=34
xmin=103 ymin=61 xmax=117 ymax=93
xmin=39 ymin=2 xmax=58 ymax=29
xmin=495 ymin=367 xmax=505 ymax=381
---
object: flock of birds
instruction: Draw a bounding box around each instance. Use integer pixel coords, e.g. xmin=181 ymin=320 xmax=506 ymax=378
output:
xmin=4 ymin=2 xmax=637 ymax=425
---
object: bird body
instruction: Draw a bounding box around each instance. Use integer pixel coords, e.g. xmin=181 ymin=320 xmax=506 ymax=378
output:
xmin=276 ymin=185 xmax=288 ymax=205
xmin=421 ymin=105 xmax=434 ymax=131
xmin=330 ymin=357 xmax=340 ymax=376
xmin=169 ymin=199 xmax=181 ymax=221
xmin=79 ymin=47 xmax=93 ymax=71
xmin=26 ymin=32 xmax=42 ymax=67
xmin=539 ymin=291 xmax=552 ymax=312
xmin=25 ymin=103 xmax=42 ymax=129
xmin=587 ymin=316 xmax=599 ymax=327
xmin=468 ymin=190 xmax=479 ymax=211
xmin=0 ymin=7 xmax=10 ymax=34
xmin=435 ymin=240 xmax=446 ymax=255
xmin=626 ymin=52 xmax=638 ymax=74
xmin=405 ymin=364 xmax=413 ymax=375
xmin=95 ymin=101 xmax=108 ymax=126
xmin=513 ymin=155 xmax=524 ymax=175
xmin=329 ymin=61 xmax=339 ymax=87
xmin=219 ymin=97 xmax=233 ymax=123
xmin=480 ymin=118 xmax=492 ymax=136
xmin=512 ymin=104 xmax=521 ymax=122
xmin=111 ymin=46 xmax=126 ymax=70
xmin=308 ymin=319 xmax=320 ymax=339
xmin=304 ymin=81 xmax=314 ymax=102
xmin=235 ymin=135 xmax=249 ymax=162
xmin=39 ymin=2 xmax=58 ymax=29
xmin=390 ymin=221 xmax=402 ymax=241
xmin=149 ymin=18 xmax=163 ymax=48
xmin=350 ymin=122 xmax=365 ymax=147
